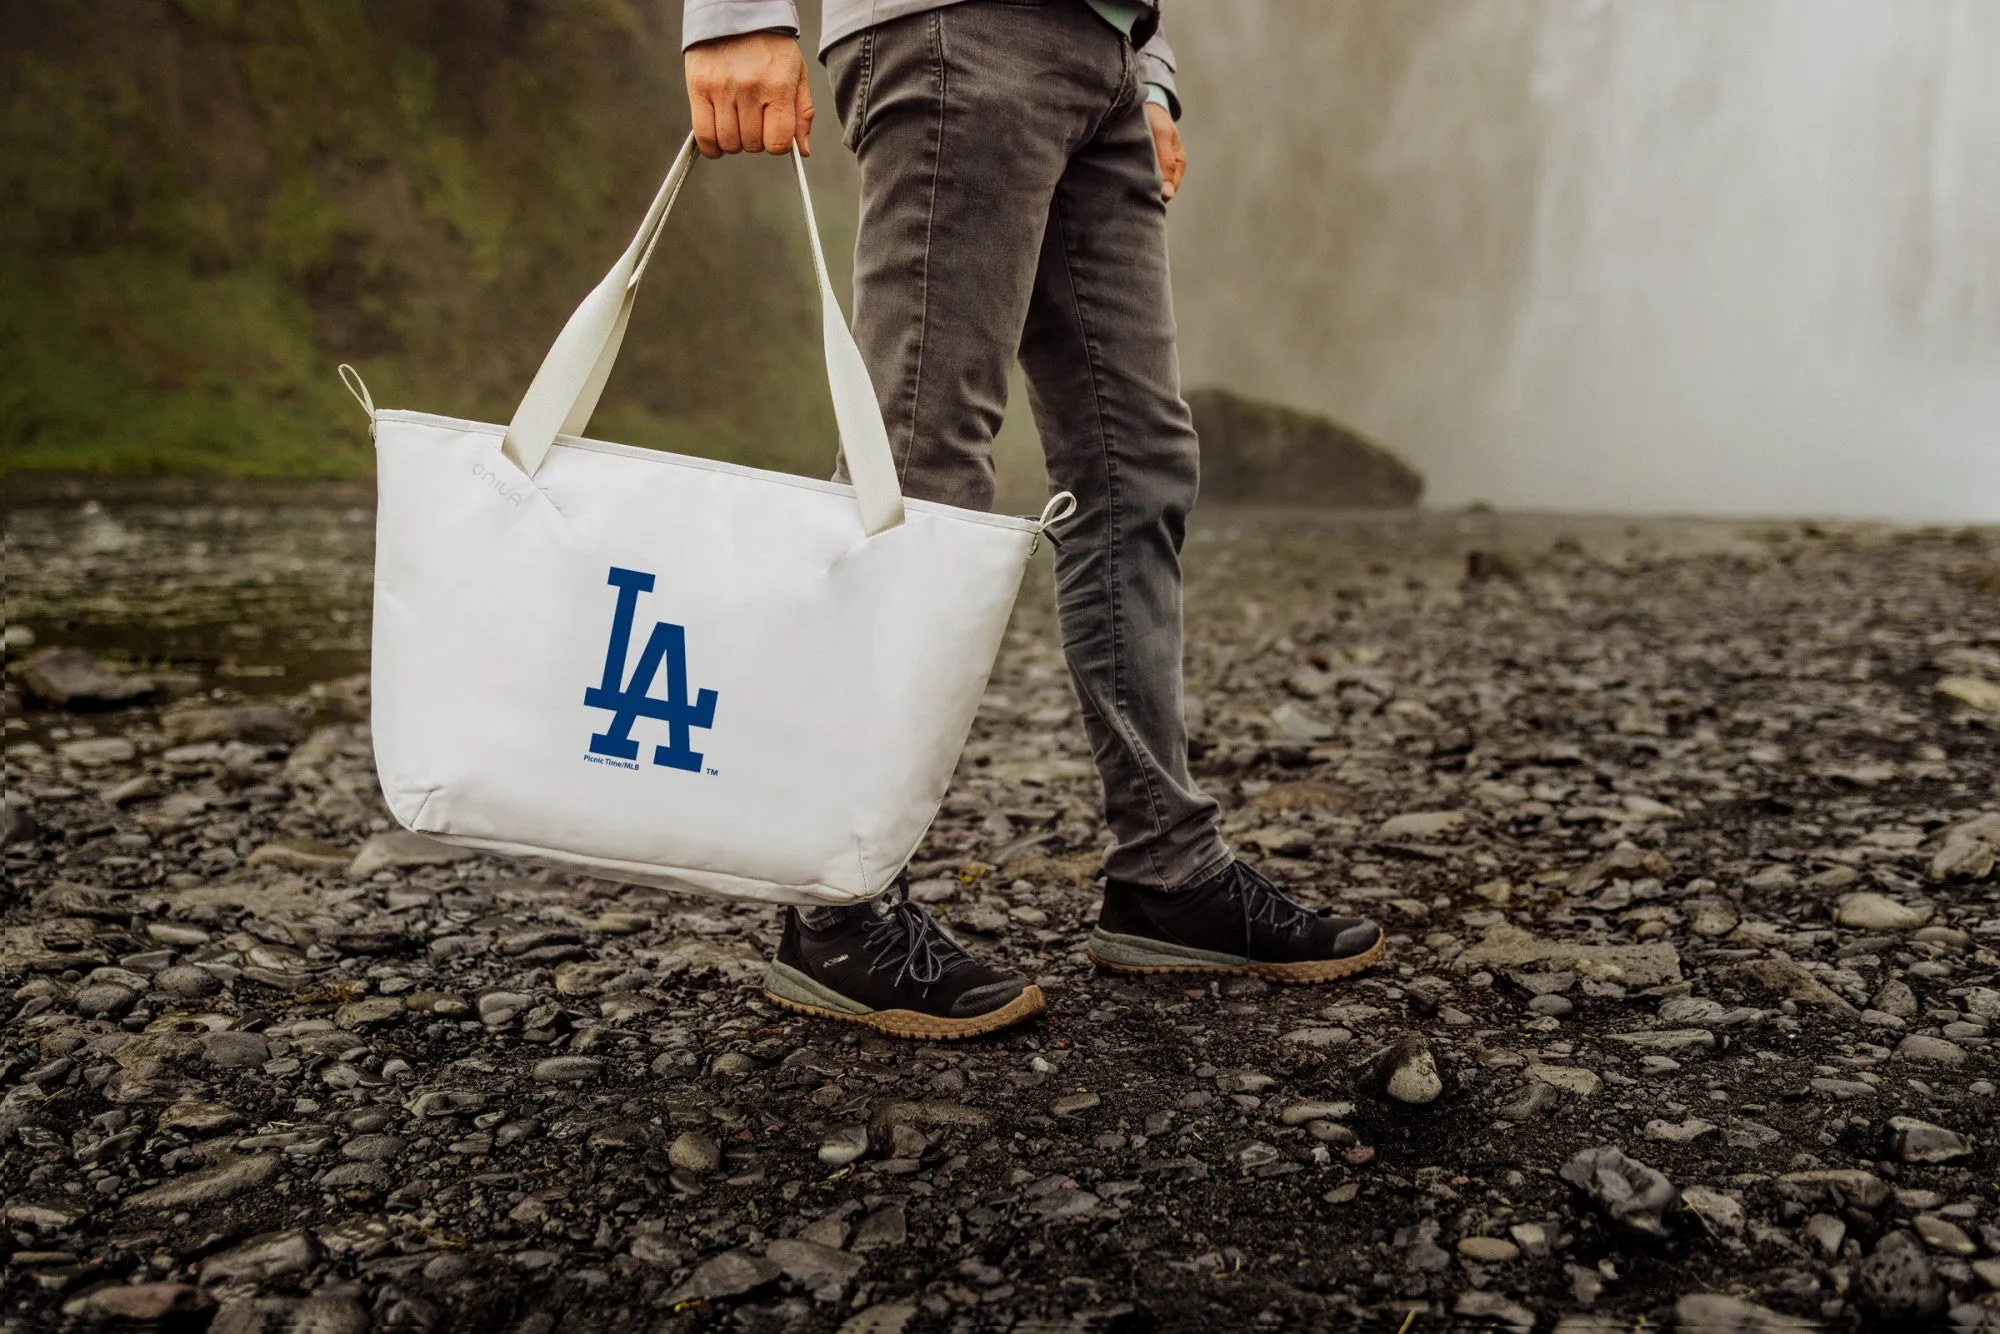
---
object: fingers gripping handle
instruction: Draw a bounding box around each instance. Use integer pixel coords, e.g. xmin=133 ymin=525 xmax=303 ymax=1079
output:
xmin=501 ymin=136 xmax=906 ymax=537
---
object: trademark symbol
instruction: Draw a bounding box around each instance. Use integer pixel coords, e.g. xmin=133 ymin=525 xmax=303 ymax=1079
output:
xmin=705 ymin=768 xmax=719 ymax=777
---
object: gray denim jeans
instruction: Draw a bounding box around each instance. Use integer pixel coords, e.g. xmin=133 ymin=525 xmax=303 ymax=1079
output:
xmin=827 ymin=0 xmax=1227 ymax=890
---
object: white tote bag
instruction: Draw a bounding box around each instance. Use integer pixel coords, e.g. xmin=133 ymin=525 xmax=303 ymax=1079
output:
xmin=350 ymin=135 xmax=1071 ymax=906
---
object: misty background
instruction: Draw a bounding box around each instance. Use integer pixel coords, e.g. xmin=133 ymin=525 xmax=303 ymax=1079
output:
xmin=5 ymin=0 xmax=1997 ymax=520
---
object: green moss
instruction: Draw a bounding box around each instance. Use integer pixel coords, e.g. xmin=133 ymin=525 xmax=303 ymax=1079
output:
xmin=0 ymin=0 xmax=839 ymax=481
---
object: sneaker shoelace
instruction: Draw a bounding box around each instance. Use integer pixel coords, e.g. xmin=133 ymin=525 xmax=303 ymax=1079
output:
xmin=864 ymin=877 xmax=974 ymax=991
xmin=1224 ymin=861 xmax=1313 ymax=959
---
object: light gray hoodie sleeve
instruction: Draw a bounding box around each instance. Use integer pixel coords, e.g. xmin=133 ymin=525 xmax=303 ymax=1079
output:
xmin=682 ymin=0 xmax=800 ymax=50
xmin=1136 ymin=29 xmax=1180 ymax=118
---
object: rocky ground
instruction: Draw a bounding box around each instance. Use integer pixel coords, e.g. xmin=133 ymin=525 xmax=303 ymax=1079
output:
xmin=4 ymin=494 xmax=1999 ymax=1333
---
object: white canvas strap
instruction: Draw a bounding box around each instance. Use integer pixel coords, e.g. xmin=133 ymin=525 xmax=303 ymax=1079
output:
xmin=502 ymin=136 xmax=906 ymax=536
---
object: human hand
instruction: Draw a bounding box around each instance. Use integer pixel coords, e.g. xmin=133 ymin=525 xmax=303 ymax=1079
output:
xmin=1146 ymin=101 xmax=1184 ymax=201
xmin=684 ymin=32 xmax=814 ymax=158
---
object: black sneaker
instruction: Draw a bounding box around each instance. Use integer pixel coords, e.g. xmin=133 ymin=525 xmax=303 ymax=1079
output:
xmin=764 ymin=882 xmax=1045 ymax=1040
xmin=1087 ymin=860 xmax=1385 ymax=983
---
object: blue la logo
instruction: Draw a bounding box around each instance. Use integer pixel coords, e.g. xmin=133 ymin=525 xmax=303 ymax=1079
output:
xmin=583 ymin=567 xmax=718 ymax=772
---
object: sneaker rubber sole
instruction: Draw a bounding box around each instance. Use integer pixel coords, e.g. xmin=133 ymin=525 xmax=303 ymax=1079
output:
xmin=762 ymin=962 xmax=1046 ymax=1040
xmin=1084 ymin=928 xmax=1386 ymax=983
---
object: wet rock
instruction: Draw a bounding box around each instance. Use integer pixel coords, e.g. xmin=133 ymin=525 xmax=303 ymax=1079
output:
xmin=61 ymin=736 xmax=136 ymax=766
xmin=155 ymin=964 xmax=223 ymax=999
xmin=851 ymin=1205 xmax=907 ymax=1251
xmin=819 ymin=1125 xmax=869 ymax=1167
xmin=1728 ymin=957 xmax=1855 ymax=1011
xmin=1834 ymin=892 xmax=1931 ymax=931
xmin=1686 ymin=898 xmax=1740 ymax=937
xmin=1259 ymin=700 xmax=1331 ymax=742
xmin=347 ymin=830 xmax=476 ymax=878
xmin=22 ymin=647 xmax=155 ymax=708
xmin=63 ymin=1283 xmax=214 ymax=1322
xmin=247 ymin=838 xmax=355 ymax=873
xmin=1802 ymin=1213 xmax=1846 ymax=1258
xmin=1379 ymin=810 xmax=1464 ymax=840
xmin=1680 ymin=1186 xmax=1745 ymax=1235
xmin=334 ymin=996 xmax=403 ymax=1028
xmin=1559 ymin=1146 xmax=1679 ymax=1238
xmin=1051 ymin=1091 xmax=1101 ymax=1116
xmin=200 ymin=1031 xmax=270 ymax=1068
xmin=1643 ymin=1118 xmax=1716 ymax=1143
xmin=1610 ymin=1028 xmax=1715 ymax=1053
xmin=1895 ymin=1034 xmax=1968 ymax=1065
xmin=340 ymin=1134 xmax=404 ymax=1162
xmin=72 ymin=982 xmax=138 ymax=1019
xmin=124 ymin=1152 xmax=277 ymax=1210
xmin=1870 ymin=977 xmax=1918 ymax=1019
xmin=766 ymin=1237 xmax=864 ymax=1301
xmin=1930 ymin=835 xmax=1995 ymax=882
xmin=1856 ymin=1229 xmax=1949 ymax=1320
xmin=1913 ymin=1214 xmax=1977 ymax=1256
xmin=286 ymin=1292 xmax=371 ymax=1334
xmin=1529 ymin=1064 xmax=1601 ymax=1097
xmin=1936 ymin=674 xmax=2000 ymax=712
xmin=319 ymin=1162 xmax=390 ymax=1191
xmin=1454 ymin=922 xmax=1681 ymax=988
xmin=161 ymin=1099 xmax=244 ymax=1134
xmin=530 ymin=1056 xmax=601 ymax=1083
xmin=1362 ymin=1037 xmax=1443 ymax=1104
xmin=1452 ymin=1290 xmax=1536 ymax=1331
xmin=840 ymin=1300 xmax=919 ymax=1333
xmin=1888 ymin=1115 xmax=1973 ymax=1163
xmin=1776 ymin=1169 xmax=1890 ymax=1211
xmin=1671 ymin=1293 xmax=1817 ymax=1332
xmin=165 ymin=704 xmax=304 ymax=745
xmin=200 ymin=1230 xmax=323 ymax=1285
xmin=669 ymin=1131 xmax=721 ymax=1174
xmin=1278 ymin=1099 xmax=1355 ymax=1126
xmin=1457 ymin=1236 xmax=1519 ymax=1263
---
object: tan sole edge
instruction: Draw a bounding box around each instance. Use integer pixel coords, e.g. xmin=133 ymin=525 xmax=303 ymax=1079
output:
xmin=1086 ymin=936 xmax=1387 ymax=984
xmin=763 ymin=983 xmax=1047 ymax=1041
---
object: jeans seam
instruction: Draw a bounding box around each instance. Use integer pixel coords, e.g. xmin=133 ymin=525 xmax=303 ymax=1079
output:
xmin=854 ymin=30 xmax=876 ymax=146
xmin=1050 ymin=183 xmax=1173 ymax=885
xmin=891 ymin=10 xmax=948 ymax=495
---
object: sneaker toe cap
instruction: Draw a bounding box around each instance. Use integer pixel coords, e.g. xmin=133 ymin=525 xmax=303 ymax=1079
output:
xmin=949 ymin=978 xmax=1027 ymax=1018
xmin=1332 ymin=919 xmax=1383 ymax=957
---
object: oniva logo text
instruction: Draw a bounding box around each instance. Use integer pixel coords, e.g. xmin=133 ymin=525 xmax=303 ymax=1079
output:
xmin=470 ymin=460 xmax=527 ymax=506
xmin=583 ymin=567 xmax=719 ymax=774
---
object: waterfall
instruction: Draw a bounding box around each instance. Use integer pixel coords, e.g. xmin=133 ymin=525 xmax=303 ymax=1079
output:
xmin=1168 ymin=0 xmax=2000 ymax=518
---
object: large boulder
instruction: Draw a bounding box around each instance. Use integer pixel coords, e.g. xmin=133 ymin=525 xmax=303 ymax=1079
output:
xmin=1187 ymin=389 xmax=1422 ymax=507
xmin=20 ymin=648 xmax=155 ymax=709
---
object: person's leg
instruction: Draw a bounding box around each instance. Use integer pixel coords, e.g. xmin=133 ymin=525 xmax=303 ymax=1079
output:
xmin=829 ymin=0 xmax=1128 ymax=510
xmin=763 ymin=0 xmax=1134 ymax=1033
xmin=1017 ymin=54 xmax=1385 ymax=981
xmin=1015 ymin=73 xmax=1229 ymax=891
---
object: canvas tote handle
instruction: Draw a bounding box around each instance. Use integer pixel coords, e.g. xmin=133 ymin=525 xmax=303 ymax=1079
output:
xmin=502 ymin=135 xmax=906 ymax=536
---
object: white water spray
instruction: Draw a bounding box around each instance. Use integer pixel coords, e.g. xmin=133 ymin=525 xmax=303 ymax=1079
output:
xmin=1168 ymin=0 xmax=2000 ymax=519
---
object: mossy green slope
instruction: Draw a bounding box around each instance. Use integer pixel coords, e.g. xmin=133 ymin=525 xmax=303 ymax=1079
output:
xmin=1 ymin=0 xmax=842 ymax=479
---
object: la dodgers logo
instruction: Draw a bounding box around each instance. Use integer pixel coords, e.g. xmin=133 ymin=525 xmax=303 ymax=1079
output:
xmin=583 ymin=567 xmax=718 ymax=772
